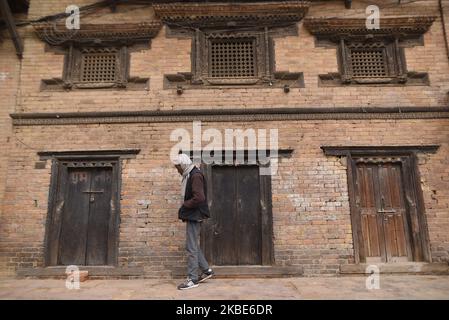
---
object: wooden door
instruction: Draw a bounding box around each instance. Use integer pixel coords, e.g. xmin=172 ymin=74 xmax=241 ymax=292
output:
xmin=202 ymin=165 xmax=273 ymax=265
xmin=49 ymin=166 xmax=114 ymax=266
xmin=355 ymin=161 xmax=412 ymax=263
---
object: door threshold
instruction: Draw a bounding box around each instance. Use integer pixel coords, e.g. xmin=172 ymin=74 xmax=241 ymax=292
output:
xmin=172 ymin=265 xmax=303 ymax=278
xmin=16 ymin=266 xmax=145 ymax=278
xmin=340 ymin=262 xmax=449 ymax=275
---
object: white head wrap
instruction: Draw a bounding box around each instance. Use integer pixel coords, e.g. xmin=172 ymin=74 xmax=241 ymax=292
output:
xmin=173 ymin=153 xmax=195 ymax=199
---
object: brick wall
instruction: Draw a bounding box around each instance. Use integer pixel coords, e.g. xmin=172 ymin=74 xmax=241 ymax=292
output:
xmin=14 ymin=0 xmax=449 ymax=113
xmin=1 ymin=0 xmax=449 ymax=277
xmin=0 ymin=27 xmax=22 ymax=278
xmin=1 ymin=119 xmax=448 ymax=276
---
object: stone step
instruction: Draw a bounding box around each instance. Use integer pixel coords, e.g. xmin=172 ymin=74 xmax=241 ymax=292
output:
xmin=171 ymin=265 xmax=304 ymax=279
xmin=340 ymin=262 xmax=449 ymax=275
xmin=16 ymin=266 xmax=144 ymax=278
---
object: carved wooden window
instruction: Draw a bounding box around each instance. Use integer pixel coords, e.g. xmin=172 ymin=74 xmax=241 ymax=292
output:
xmin=193 ymin=31 xmax=269 ymax=86
xmin=339 ymin=39 xmax=405 ymax=84
xmin=164 ymin=28 xmax=305 ymax=89
xmin=64 ymin=46 xmax=128 ymax=89
xmin=80 ymin=48 xmax=118 ymax=83
xmin=34 ymin=22 xmax=161 ymax=91
xmin=304 ymin=17 xmax=434 ymax=86
xmin=158 ymin=2 xmax=309 ymax=90
xmin=209 ymin=38 xmax=257 ymax=78
xmin=348 ymin=42 xmax=388 ymax=78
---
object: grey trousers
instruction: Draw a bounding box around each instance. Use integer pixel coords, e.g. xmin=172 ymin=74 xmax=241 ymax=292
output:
xmin=186 ymin=220 xmax=209 ymax=282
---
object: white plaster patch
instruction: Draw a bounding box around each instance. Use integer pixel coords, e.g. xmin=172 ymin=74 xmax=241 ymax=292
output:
xmin=288 ymin=194 xmax=309 ymax=210
xmin=137 ymin=200 xmax=151 ymax=206
xmin=0 ymin=72 xmax=9 ymax=81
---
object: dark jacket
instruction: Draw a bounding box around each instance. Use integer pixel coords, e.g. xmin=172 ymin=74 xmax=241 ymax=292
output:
xmin=178 ymin=167 xmax=210 ymax=221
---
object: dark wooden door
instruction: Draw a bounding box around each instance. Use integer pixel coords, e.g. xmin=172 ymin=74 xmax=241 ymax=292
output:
xmin=57 ymin=167 xmax=113 ymax=265
xmin=355 ymin=162 xmax=412 ymax=263
xmin=202 ymin=165 xmax=270 ymax=265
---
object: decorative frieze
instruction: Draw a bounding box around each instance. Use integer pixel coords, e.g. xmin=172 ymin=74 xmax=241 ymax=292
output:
xmin=153 ymin=1 xmax=310 ymax=28
xmin=10 ymin=107 xmax=449 ymax=126
xmin=304 ymin=16 xmax=435 ymax=39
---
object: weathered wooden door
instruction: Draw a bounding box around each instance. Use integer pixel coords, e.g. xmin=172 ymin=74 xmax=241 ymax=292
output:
xmin=58 ymin=167 xmax=113 ymax=265
xmin=355 ymin=162 xmax=413 ymax=263
xmin=46 ymin=162 xmax=118 ymax=266
xmin=201 ymin=165 xmax=273 ymax=265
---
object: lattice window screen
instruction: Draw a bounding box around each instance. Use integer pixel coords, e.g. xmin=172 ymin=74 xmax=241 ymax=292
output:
xmin=81 ymin=50 xmax=118 ymax=83
xmin=210 ymin=38 xmax=256 ymax=78
xmin=349 ymin=46 xmax=387 ymax=78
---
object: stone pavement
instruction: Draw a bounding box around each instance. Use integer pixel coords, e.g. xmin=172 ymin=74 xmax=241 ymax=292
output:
xmin=1 ymin=275 xmax=449 ymax=299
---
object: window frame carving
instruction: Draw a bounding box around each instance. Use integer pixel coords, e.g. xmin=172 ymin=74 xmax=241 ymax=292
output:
xmin=338 ymin=36 xmax=407 ymax=85
xmin=208 ymin=36 xmax=257 ymax=80
xmin=33 ymin=22 xmax=161 ymax=91
xmin=62 ymin=45 xmax=129 ymax=89
xmin=191 ymin=29 xmax=275 ymax=86
xmin=154 ymin=2 xmax=308 ymax=90
xmin=304 ymin=17 xmax=435 ymax=86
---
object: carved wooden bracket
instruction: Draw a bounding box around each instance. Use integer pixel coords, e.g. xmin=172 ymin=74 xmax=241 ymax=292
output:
xmin=304 ymin=16 xmax=435 ymax=86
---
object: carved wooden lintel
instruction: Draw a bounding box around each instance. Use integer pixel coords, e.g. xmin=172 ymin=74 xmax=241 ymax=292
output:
xmin=304 ymin=16 xmax=436 ymax=39
xmin=38 ymin=149 xmax=141 ymax=160
xmin=33 ymin=22 xmax=162 ymax=47
xmin=321 ymin=145 xmax=440 ymax=157
xmin=154 ymin=1 xmax=309 ymax=28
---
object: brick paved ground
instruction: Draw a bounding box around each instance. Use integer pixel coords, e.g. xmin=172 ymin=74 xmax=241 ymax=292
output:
xmin=0 ymin=275 xmax=448 ymax=300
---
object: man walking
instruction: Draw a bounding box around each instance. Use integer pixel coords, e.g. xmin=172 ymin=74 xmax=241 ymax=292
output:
xmin=173 ymin=153 xmax=214 ymax=290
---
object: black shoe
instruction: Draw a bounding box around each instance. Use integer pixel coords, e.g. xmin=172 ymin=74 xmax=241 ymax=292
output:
xmin=198 ymin=268 xmax=214 ymax=283
xmin=177 ymin=278 xmax=199 ymax=290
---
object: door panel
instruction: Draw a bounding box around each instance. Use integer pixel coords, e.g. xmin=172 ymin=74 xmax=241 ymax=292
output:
xmin=204 ymin=165 xmax=264 ymax=265
xmin=86 ymin=168 xmax=113 ymax=265
xmin=210 ymin=166 xmax=238 ymax=265
xmin=56 ymin=167 xmax=113 ymax=266
xmin=236 ymin=166 xmax=261 ymax=265
xmin=356 ymin=161 xmax=411 ymax=263
xmin=58 ymin=169 xmax=91 ymax=265
xmin=378 ymin=164 xmax=409 ymax=261
xmin=357 ymin=165 xmax=382 ymax=260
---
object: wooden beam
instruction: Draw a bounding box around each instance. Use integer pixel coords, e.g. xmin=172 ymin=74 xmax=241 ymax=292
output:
xmin=37 ymin=149 xmax=141 ymax=160
xmin=0 ymin=0 xmax=23 ymax=57
xmin=108 ymin=0 xmax=118 ymax=13
xmin=345 ymin=0 xmax=352 ymax=9
xmin=321 ymin=145 xmax=440 ymax=156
